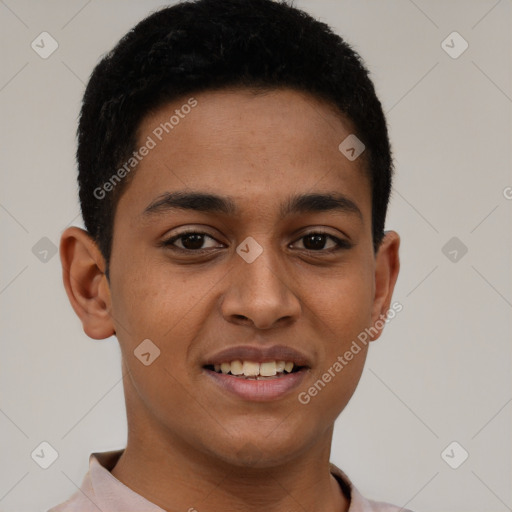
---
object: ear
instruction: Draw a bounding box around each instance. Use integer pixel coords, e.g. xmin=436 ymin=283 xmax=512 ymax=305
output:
xmin=369 ymin=230 xmax=400 ymax=342
xmin=59 ymin=226 xmax=115 ymax=340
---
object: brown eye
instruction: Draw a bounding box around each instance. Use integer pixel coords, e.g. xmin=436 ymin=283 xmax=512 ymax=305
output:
xmin=177 ymin=233 xmax=207 ymax=250
xmin=302 ymin=234 xmax=331 ymax=250
xmin=162 ymin=231 xmax=223 ymax=251
xmin=292 ymin=232 xmax=351 ymax=252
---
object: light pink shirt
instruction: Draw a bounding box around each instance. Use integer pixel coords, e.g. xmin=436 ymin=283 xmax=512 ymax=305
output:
xmin=47 ymin=449 xmax=412 ymax=512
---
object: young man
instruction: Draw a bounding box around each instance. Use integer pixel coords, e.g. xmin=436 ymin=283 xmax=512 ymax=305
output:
xmin=52 ymin=0 xmax=406 ymax=510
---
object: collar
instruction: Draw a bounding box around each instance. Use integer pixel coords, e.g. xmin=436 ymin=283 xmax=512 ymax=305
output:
xmin=71 ymin=449 xmax=403 ymax=512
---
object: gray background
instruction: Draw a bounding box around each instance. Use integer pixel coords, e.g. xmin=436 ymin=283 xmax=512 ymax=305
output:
xmin=0 ymin=1 xmax=510 ymax=511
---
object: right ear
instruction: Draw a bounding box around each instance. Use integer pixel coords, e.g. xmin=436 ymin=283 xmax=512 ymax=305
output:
xmin=59 ymin=227 xmax=115 ymax=340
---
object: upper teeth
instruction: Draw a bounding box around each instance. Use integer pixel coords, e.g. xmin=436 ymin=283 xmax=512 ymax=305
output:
xmin=213 ymin=360 xmax=295 ymax=377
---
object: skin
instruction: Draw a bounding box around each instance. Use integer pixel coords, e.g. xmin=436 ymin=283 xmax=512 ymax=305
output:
xmin=60 ymin=87 xmax=400 ymax=512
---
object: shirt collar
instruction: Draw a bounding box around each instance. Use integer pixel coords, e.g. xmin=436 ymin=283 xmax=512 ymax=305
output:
xmin=89 ymin=449 xmax=165 ymax=511
xmin=85 ymin=449 xmax=389 ymax=512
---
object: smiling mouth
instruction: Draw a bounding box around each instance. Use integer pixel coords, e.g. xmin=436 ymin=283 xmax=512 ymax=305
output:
xmin=203 ymin=360 xmax=306 ymax=380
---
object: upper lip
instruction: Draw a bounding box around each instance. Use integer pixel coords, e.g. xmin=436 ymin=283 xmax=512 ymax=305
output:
xmin=203 ymin=345 xmax=312 ymax=367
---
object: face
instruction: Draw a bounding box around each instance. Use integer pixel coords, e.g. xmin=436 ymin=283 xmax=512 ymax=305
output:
xmin=103 ymin=88 xmax=395 ymax=467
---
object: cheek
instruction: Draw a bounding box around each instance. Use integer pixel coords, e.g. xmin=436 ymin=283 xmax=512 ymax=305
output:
xmin=110 ymin=253 xmax=205 ymax=340
xmin=295 ymin=265 xmax=372 ymax=415
xmin=109 ymin=256 xmax=223 ymax=402
xmin=110 ymin=265 xmax=204 ymax=429
xmin=307 ymin=262 xmax=374 ymax=342
xmin=297 ymin=348 xmax=368 ymax=427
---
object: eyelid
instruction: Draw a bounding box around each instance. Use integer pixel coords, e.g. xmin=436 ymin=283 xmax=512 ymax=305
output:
xmin=160 ymin=229 xmax=224 ymax=251
xmin=160 ymin=228 xmax=352 ymax=253
xmin=290 ymin=230 xmax=352 ymax=251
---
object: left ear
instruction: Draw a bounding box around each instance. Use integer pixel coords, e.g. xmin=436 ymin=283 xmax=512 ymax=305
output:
xmin=369 ymin=230 xmax=400 ymax=341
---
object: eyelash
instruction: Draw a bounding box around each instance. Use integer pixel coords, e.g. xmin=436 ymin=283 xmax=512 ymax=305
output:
xmin=160 ymin=230 xmax=352 ymax=254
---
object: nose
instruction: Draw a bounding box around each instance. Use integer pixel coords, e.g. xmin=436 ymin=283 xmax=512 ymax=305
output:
xmin=220 ymin=249 xmax=301 ymax=330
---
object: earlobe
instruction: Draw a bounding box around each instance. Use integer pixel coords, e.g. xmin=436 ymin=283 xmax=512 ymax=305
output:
xmin=369 ymin=230 xmax=400 ymax=341
xmin=59 ymin=227 xmax=116 ymax=340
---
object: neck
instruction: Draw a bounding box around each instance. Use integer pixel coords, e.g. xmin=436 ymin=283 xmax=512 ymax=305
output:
xmin=111 ymin=421 xmax=349 ymax=512
xmin=111 ymin=361 xmax=349 ymax=512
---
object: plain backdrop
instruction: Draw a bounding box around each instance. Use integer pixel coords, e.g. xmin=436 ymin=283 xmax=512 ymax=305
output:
xmin=0 ymin=1 xmax=510 ymax=511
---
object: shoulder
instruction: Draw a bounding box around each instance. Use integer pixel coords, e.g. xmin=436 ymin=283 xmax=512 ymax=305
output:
xmin=45 ymin=473 xmax=97 ymax=512
xmin=46 ymin=489 xmax=97 ymax=512
xmin=46 ymin=450 xmax=123 ymax=512
xmin=329 ymin=462 xmax=414 ymax=512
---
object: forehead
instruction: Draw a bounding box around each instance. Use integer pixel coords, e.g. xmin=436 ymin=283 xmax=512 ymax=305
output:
xmin=117 ymin=87 xmax=371 ymax=223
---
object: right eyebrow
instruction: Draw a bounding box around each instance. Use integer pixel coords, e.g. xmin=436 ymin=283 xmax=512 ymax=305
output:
xmin=140 ymin=190 xmax=363 ymax=222
xmin=142 ymin=191 xmax=236 ymax=218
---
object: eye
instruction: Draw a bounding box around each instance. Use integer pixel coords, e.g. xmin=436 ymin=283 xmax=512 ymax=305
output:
xmin=160 ymin=230 xmax=351 ymax=254
xmin=291 ymin=231 xmax=352 ymax=252
xmin=161 ymin=231 xmax=224 ymax=251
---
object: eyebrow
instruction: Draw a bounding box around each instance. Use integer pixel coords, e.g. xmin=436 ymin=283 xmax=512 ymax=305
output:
xmin=142 ymin=191 xmax=363 ymax=220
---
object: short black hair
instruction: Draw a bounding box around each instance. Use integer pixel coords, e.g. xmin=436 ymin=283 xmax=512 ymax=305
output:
xmin=77 ymin=0 xmax=393 ymax=278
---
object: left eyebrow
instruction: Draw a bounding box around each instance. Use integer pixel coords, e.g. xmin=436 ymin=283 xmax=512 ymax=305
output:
xmin=141 ymin=190 xmax=363 ymax=221
xmin=280 ymin=192 xmax=363 ymax=220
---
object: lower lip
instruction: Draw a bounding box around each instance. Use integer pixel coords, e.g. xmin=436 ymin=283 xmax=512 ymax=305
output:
xmin=204 ymin=369 xmax=308 ymax=402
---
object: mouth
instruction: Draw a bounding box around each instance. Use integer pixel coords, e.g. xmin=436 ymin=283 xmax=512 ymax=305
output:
xmin=203 ymin=360 xmax=306 ymax=380
xmin=202 ymin=345 xmax=311 ymax=401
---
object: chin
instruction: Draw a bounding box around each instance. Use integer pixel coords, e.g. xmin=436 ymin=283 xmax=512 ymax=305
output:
xmin=206 ymin=426 xmax=312 ymax=469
